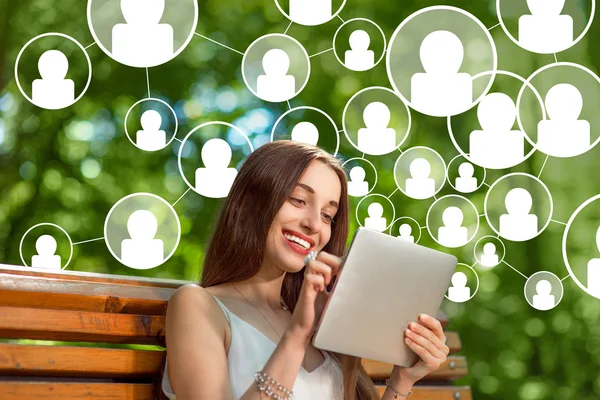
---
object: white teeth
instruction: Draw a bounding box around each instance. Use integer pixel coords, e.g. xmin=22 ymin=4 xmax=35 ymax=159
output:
xmin=284 ymin=233 xmax=310 ymax=249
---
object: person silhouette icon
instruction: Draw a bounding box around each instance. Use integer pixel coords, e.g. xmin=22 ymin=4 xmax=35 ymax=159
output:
xmin=481 ymin=242 xmax=499 ymax=267
xmin=121 ymin=209 xmax=165 ymax=269
xmin=31 ymin=50 xmax=75 ymax=110
xmin=357 ymin=102 xmax=397 ymax=155
xmin=532 ymin=280 xmax=556 ymax=310
xmin=195 ymin=138 xmax=238 ymax=198
xmin=112 ymin=0 xmax=174 ymax=67
xmin=499 ymin=188 xmax=538 ymax=241
xmin=347 ymin=166 xmax=369 ymax=197
xmin=448 ymin=272 xmax=471 ymax=302
xmin=537 ymin=83 xmax=590 ymax=157
xmin=136 ymin=110 xmax=167 ymax=151
xmin=291 ymin=122 xmax=319 ymax=145
xmin=364 ymin=202 xmax=387 ymax=232
xmin=31 ymin=234 xmax=62 ymax=269
xmin=437 ymin=206 xmax=469 ymax=247
xmin=455 ymin=162 xmax=478 ymax=193
xmin=586 ymin=226 xmax=600 ymax=297
xmin=289 ymin=0 xmax=332 ymax=26
xmin=344 ymin=30 xmax=375 ymax=71
xmin=397 ymin=223 xmax=415 ymax=243
xmin=256 ymin=49 xmax=296 ymax=102
xmin=405 ymin=158 xmax=436 ymax=199
xmin=410 ymin=30 xmax=473 ymax=116
xmin=518 ymin=0 xmax=573 ymax=53
xmin=469 ymin=92 xmax=525 ymax=169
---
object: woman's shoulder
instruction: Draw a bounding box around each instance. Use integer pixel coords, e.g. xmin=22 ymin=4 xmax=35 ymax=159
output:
xmin=166 ymin=284 xmax=231 ymax=334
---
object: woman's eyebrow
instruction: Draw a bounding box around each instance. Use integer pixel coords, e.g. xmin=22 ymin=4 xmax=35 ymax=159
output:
xmin=297 ymin=183 xmax=339 ymax=208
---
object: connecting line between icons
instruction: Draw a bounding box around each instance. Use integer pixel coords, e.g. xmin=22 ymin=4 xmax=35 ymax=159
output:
xmin=479 ymin=214 xmax=486 ymax=218
xmin=420 ymin=225 xmax=428 ymax=230
xmin=337 ymin=15 xmax=345 ymax=23
xmin=551 ymin=219 xmax=568 ymax=227
xmin=193 ymin=32 xmax=245 ymax=56
xmin=309 ymin=48 xmax=333 ymax=58
xmin=84 ymin=42 xmax=97 ymax=50
xmin=502 ymin=260 xmax=529 ymax=280
xmin=73 ymin=237 xmax=104 ymax=246
xmin=553 ymin=53 xmax=558 ymax=63
xmin=284 ymin=21 xmax=293 ymax=35
xmin=146 ymin=68 xmax=151 ymax=98
xmin=361 ymin=152 xmax=365 ymax=158
xmin=482 ymin=181 xmax=491 ymax=188
xmin=561 ymin=275 xmax=571 ymax=282
xmin=488 ymin=22 xmax=500 ymax=31
xmin=538 ymin=154 xmax=549 ymax=178
xmin=173 ymin=137 xmax=183 ymax=143
xmin=172 ymin=188 xmax=192 ymax=207
xmin=386 ymin=188 xmax=399 ymax=200
xmin=433 ymin=194 xmax=438 ymax=201
xmin=286 ymin=100 xmax=292 ymax=110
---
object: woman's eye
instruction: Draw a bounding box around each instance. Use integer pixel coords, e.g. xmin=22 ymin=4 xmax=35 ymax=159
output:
xmin=290 ymin=197 xmax=306 ymax=205
xmin=322 ymin=214 xmax=334 ymax=223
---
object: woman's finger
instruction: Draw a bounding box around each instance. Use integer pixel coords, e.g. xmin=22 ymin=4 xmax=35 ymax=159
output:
xmin=306 ymin=259 xmax=333 ymax=285
xmin=409 ymin=322 xmax=448 ymax=354
xmin=405 ymin=326 xmax=446 ymax=360
xmin=304 ymin=273 xmax=325 ymax=292
xmin=405 ymin=337 xmax=443 ymax=370
xmin=315 ymin=251 xmax=343 ymax=278
xmin=418 ymin=314 xmax=446 ymax=342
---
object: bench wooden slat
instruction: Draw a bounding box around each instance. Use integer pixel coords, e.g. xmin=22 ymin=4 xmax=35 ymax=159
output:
xmin=0 ymin=272 xmax=176 ymax=315
xmin=0 ymin=382 xmax=157 ymax=400
xmin=0 ymin=307 xmax=164 ymax=344
xmin=0 ymin=264 xmax=189 ymax=289
xmin=364 ymin=356 xmax=468 ymax=381
xmin=376 ymin=385 xmax=473 ymax=399
xmin=0 ymin=344 xmax=163 ymax=378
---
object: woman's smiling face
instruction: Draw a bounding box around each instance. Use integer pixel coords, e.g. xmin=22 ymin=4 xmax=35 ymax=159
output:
xmin=264 ymin=160 xmax=342 ymax=273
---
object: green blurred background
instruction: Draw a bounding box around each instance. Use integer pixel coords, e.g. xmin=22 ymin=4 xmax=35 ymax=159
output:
xmin=2 ymin=0 xmax=600 ymax=399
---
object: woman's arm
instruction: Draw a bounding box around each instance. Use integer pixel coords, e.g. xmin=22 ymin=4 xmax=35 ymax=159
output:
xmin=166 ymin=284 xmax=310 ymax=400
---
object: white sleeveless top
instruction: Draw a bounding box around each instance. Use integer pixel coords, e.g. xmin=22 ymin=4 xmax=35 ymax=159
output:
xmin=161 ymin=295 xmax=344 ymax=399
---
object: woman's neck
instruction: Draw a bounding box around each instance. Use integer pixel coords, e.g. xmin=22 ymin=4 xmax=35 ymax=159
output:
xmin=233 ymin=259 xmax=287 ymax=312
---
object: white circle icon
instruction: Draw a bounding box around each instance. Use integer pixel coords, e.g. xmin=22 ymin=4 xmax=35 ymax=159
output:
xmin=19 ymin=223 xmax=74 ymax=270
xmin=15 ymin=33 xmax=92 ymax=110
xmin=394 ymin=147 xmax=447 ymax=200
xmin=87 ymin=0 xmax=199 ymax=68
xmin=524 ymin=271 xmax=564 ymax=311
xmin=274 ymin=0 xmax=347 ymax=26
xmin=445 ymin=263 xmax=479 ymax=303
xmin=355 ymin=194 xmax=396 ymax=233
xmin=386 ymin=5 xmax=497 ymax=117
xmin=343 ymin=86 xmax=411 ymax=156
xmin=104 ymin=193 xmax=181 ymax=270
xmin=124 ymin=98 xmax=178 ymax=152
xmin=271 ymin=106 xmax=339 ymax=156
xmin=242 ymin=34 xmax=310 ymax=103
xmin=178 ymin=122 xmax=253 ymax=199
xmin=496 ymin=0 xmax=596 ymax=54
xmin=333 ymin=18 xmax=387 ymax=72
xmin=484 ymin=173 xmax=553 ymax=242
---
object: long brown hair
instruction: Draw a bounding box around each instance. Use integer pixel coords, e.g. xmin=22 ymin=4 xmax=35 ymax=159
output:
xmin=200 ymin=140 xmax=378 ymax=400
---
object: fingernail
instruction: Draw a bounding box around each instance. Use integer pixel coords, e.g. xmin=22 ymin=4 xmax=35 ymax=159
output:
xmin=409 ymin=323 xmax=415 ymax=329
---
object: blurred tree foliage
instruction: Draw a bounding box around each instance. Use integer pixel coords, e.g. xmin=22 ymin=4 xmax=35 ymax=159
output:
xmin=1 ymin=0 xmax=600 ymax=399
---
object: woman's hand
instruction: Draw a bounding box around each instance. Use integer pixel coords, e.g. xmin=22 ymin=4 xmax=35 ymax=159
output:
xmin=391 ymin=313 xmax=450 ymax=385
xmin=286 ymin=251 xmax=342 ymax=345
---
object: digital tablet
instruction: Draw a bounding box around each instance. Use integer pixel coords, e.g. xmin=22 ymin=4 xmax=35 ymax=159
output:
xmin=312 ymin=227 xmax=457 ymax=367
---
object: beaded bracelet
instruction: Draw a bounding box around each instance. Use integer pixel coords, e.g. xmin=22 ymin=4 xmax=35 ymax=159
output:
xmin=385 ymin=379 xmax=413 ymax=398
xmin=255 ymin=371 xmax=295 ymax=400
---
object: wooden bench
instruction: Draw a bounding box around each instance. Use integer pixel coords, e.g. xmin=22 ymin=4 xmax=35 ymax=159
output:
xmin=0 ymin=263 xmax=472 ymax=399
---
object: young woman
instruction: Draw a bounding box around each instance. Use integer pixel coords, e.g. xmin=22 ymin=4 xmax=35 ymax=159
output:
xmin=162 ymin=140 xmax=449 ymax=400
